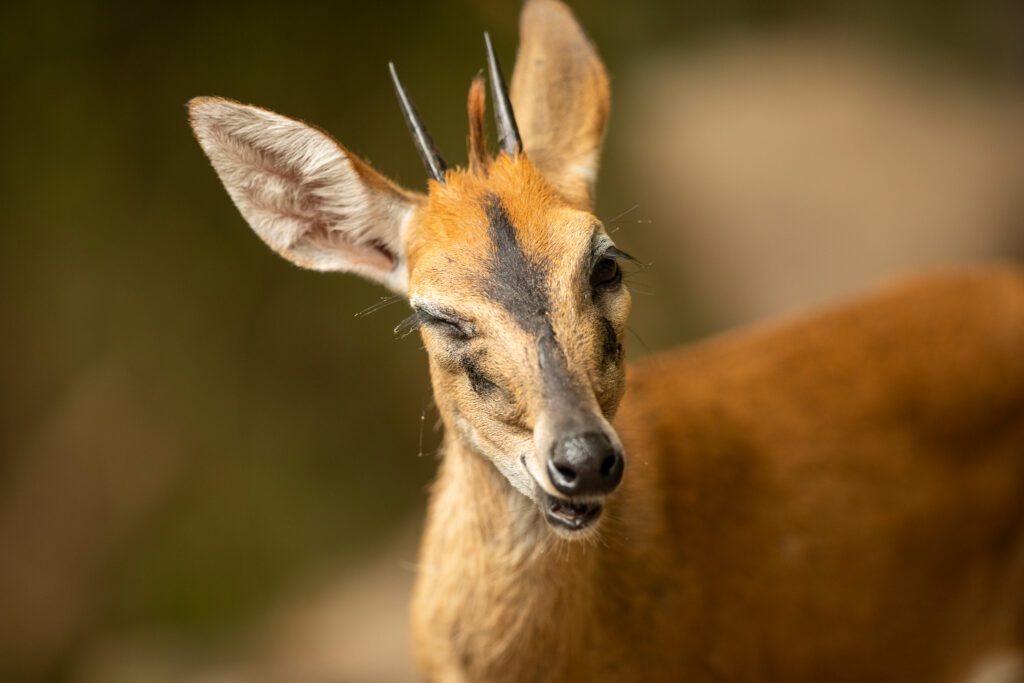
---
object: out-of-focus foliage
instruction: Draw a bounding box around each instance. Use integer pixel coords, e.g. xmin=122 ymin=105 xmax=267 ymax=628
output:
xmin=0 ymin=1 xmax=1021 ymax=681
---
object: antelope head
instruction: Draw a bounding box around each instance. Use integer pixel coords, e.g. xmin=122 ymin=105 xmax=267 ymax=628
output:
xmin=188 ymin=0 xmax=627 ymax=537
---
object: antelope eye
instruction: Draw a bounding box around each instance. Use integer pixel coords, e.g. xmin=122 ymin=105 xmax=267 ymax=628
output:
xmin=402 ymin=306 xmax=475 ymax=340
xmin=591 ymin=257 xmax=622 ymax=290
xmin=425 ymin=315 xmax=474 ymax=341
xmin=430 ymin=318 xmax=468 ymax=338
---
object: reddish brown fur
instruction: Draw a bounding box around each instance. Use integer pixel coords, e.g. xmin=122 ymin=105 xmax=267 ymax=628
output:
xmin=413 ymin=267 xmax=1024 ymax=682
xmin=402 ymin=3 xmax=1024 ymax=679
xmin=394 ymin=3 xmax=1024 ymax=677
xmin=186 ymin=0 xmax=1024 ymax=680
xmin=405 ymin=156 xmax=628 ymax=492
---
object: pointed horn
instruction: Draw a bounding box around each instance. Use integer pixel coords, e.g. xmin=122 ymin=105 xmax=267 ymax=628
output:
xmin=484 ymin=32 xmax=523 ymax=157
xmin=389 ymin=62 xmax=447 ymax=183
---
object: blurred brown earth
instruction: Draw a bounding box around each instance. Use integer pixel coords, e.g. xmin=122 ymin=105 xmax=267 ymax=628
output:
xmin=40 ymin=28 xmax=1023 ymax=683
xmin=622 ymin=30 xmax=1024 ymax=333
xmin=1 ymin=4 xmax=1022 ymax=682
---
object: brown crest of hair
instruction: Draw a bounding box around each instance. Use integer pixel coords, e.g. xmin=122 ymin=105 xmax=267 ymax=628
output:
xmin=467 ymin=73 xmax=490 ymax=176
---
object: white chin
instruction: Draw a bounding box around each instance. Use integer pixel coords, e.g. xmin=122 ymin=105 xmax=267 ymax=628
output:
xmin=454 ymin=416 xmax=543 ymax=501
xmin=499 ymin=456 xmax=539 ymax=500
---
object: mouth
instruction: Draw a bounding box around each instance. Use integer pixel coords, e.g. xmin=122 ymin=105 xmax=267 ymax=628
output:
xmin=520 ymin=454 xmax=606 ymax=534
xmin=541 ymin=491 xmax=603 ymax=532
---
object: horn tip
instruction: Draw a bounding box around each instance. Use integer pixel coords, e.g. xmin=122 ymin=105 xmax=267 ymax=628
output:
xmin=482 ymin=27 xmax=524 ymax=157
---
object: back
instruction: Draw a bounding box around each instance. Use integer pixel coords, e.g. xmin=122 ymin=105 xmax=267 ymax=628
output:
xmin=624 ymin=267 xmax=1024 ymax=449
xmin=611 ymin=267 xmax=1024 ymax=681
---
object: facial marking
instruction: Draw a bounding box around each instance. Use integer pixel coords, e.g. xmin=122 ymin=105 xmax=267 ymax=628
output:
xmin=484 ymin=195 xmax=551 ymax=332
xmin=483 ymin=196 xmax=581 ymax=402
xmin=461 ymin=354 xmax=498 ymax=396
xmin=536 ymin=324 xmax=581 ymax=412
xmin=599 ymin=316 xmax=620 ymax=365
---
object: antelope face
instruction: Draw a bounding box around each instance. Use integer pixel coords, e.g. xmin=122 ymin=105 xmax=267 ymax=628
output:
xmin=189 ymin=0 xmax=617 ymax=536
xmin=407 ymin=156 xmax=631 ymax=533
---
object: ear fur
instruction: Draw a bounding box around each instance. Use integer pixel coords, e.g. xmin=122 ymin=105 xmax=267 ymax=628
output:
xmin=510 ymin=0 xmax=610 ymax=210
xmin=188 ymin=97 xmax=422 ymax=293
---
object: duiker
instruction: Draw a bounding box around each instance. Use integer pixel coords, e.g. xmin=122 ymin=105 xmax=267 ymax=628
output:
xmin=189 ymin=1 xmax=1024 ymax=680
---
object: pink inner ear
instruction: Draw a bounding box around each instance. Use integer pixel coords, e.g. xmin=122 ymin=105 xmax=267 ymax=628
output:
xmin=303 ymin=226 xmax=396 ymax=272
xmin=348 ymin=239 xmax=396 ymax=271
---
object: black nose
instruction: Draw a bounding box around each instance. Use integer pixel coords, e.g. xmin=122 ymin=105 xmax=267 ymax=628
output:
xmin=547 ymin=431 xmax=624 ymax=497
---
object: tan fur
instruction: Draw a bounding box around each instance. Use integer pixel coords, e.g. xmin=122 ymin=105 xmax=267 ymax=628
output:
xmin=413 ymin=267 xmax=1024 ymax=682
xmin=404 ymin=155 xmax=629 ymax=501
xmin=187 ymin=1 xmax=1024 ymax=681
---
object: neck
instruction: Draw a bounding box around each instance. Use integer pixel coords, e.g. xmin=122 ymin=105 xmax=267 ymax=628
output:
xmin=411 ymin=433 xmax=607 ymax=682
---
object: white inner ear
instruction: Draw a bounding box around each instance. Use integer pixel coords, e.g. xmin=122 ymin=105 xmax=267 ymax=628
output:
xmin=189 ymin=97 xmax=417 ymax=293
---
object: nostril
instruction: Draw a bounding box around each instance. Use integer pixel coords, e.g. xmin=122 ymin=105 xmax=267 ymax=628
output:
xmin=548 ymin=457 xmax=580 ymax=494
xmin=555 ymin=464 xmax=577 ymax=482
xmin=549 ymin=432 xmax=624 ymax=496
xmin=600 ymin=454 xmax=617 ymax=478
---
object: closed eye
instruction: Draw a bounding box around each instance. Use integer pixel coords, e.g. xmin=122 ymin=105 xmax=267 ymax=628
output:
xmin=396 ymin=305 xmax=476 ymax=340
xmin=422 ymin=313 xmax=473 ymax=339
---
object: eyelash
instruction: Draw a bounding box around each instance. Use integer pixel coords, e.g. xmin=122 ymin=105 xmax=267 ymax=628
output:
xmin=591 ymin=247 xmax=637 ymax=291
xmin=396 ymin=309 xmax=474 ymax=340
xmin=591 ymin=257 xmax=622 ymax=290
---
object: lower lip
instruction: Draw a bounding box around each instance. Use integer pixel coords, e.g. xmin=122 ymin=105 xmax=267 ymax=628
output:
xmin=542 ymin=494 xmax=603 ymax=531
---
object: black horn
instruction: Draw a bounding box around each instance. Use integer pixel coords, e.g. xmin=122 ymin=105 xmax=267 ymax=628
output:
xmin=389 ymin=62 xmax=447 ymax=183
xmin=484 ymin=32 xmax=523 ymax=157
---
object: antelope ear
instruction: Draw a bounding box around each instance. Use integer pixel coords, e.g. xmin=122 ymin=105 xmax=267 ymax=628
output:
xmin=188 ymin=97 xmax=421 ymax=293
xmin=510 ymin=0 xmax=610 ymax=211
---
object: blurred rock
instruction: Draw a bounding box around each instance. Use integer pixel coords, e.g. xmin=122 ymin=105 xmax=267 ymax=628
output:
xmin=620 ymin=29 xmax=1024 ymax=329
xmin=74 ymin=526 xmax=419 ymax=683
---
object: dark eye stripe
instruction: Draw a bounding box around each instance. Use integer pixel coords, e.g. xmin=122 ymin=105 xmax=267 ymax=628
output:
xmin=461 ymin=356 xmax=498 ymax=395
xmin=600 ymin=316 xmax=621 ymax=364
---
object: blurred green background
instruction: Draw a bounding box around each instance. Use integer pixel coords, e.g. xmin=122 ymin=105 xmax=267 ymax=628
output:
xmin=1 ymin=1 xmax=1022 ymax=681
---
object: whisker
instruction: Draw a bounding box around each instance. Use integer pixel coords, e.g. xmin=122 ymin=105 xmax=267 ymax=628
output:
xmin=610 ymin=219 xmax=655 ymax=232
xmin=417 ymin=405 xmax=427 ymax=458
xmin=627 ymin=325 xmax=652 ymax=354
xmin=395 ymin=310 xmax=426 ymax=339
xmin=623 ymin=270 xmax=655 ymax=295
xmin=354 ymin=294 xmax=404 ymax=318
xmin=603 ymin=203 xmax=640 ymax=225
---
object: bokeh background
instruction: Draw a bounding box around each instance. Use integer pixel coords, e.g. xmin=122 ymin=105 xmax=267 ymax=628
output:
xmin=2 ymin=1 xmax=1022 ymax=681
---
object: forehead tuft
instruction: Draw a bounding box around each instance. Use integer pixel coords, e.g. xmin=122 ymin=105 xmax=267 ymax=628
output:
xmin=407 ymin=156 xmax=592 ymax=283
